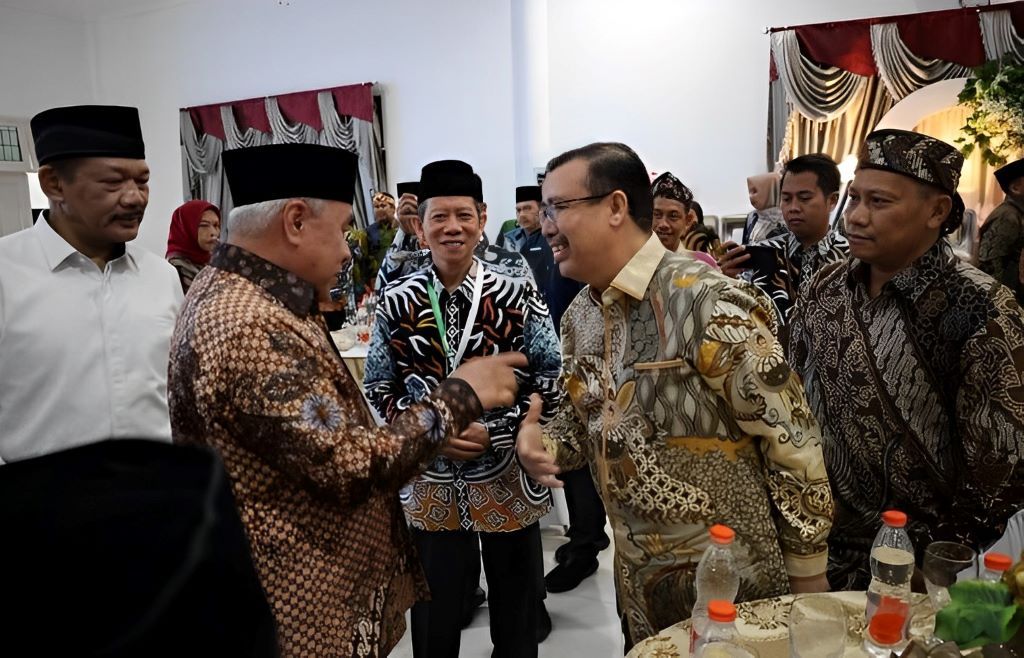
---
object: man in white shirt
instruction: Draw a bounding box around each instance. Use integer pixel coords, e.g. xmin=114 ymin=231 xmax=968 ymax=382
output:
xmin=0 ymin=105 xmax=183 ymax=463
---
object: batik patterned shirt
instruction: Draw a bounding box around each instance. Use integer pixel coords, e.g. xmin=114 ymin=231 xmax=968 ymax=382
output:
xmin=365 ymin=257 xmax=562 ymax=532
xmin=789 ymin=239 xmax=1024 ymax=590
xmin=543 ymin=234 xmax=833 ymax=647
xmin=979 ymin=196 xmax=1024 ymax=303
xmin=742 ymin=230 xmax=850 ymax=343
xmin=168 ymin=244 xmax=483 ymax=658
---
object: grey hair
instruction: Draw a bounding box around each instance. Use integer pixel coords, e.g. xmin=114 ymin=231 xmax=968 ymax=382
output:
xmin=226 ymin=197 xmax=328 ymax=238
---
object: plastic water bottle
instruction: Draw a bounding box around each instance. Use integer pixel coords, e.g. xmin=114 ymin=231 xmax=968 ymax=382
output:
xmin=864 ymin=510 xmax=915 ymax=657
xmin=690 ymin=524 xmax=740 ymax=653
xmin=981 ymin=552 xmax=1013 ymax=582
xmin=694 ymin=601 xmax=755 ymax=657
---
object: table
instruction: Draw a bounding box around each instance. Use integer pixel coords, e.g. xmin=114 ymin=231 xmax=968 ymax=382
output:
xmin=335 ymin=343 xmax=368 ymax=385
xmin=627 ymin=591 xmax=939 ymax=657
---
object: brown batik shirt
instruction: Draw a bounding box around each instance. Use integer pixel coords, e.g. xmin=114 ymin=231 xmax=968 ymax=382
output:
xmin=790 ymin=239 xmax=1024 ymax=590
xmin=168 ymin=244 xmax=483 ymax=658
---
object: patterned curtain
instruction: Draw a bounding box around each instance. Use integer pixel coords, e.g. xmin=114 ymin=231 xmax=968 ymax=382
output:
xmin=180 ymin=83 xmax=385 ymax=231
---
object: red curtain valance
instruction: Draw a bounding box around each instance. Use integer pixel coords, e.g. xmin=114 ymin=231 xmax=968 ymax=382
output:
xmin=184 ymin=82 xmax=374 ymax=141
xmin=772 ymin=3 xmax=1022 ymax=77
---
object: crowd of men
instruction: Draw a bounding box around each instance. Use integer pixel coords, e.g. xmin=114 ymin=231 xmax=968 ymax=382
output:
xmin=0 ymin=104 xmax=1022 ymax=658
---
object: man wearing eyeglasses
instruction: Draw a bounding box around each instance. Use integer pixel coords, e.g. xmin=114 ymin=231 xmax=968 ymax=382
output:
xmin=516 ymin=142 xmax=834 ymax=649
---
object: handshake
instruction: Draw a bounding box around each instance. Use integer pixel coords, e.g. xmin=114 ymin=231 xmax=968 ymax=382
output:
xmin=447 ymin=353 xmax=562 ymax=488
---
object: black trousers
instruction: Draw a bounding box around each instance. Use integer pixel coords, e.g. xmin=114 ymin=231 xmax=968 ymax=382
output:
xmin=560 ymin=467 xmax=609 ymax=558
xmin=411 ymin=523 xmax=542 ymax=658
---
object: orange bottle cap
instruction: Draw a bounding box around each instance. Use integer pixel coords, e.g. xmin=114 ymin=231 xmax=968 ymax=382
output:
xmin=709 ymin=524 xmax=735 ymax=544
xmin=708 ymin=600 xmax=737 ymax=623
xmin=985 ymin=552 xmax=1013 ymax=572
xmin=881 ymin=510 xmax=907 ymax=528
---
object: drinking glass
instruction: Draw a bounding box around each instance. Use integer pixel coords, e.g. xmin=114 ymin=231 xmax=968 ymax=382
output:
xmin=923 ymin=541 xmax=977 ymax=611
xmin=789 ymin=595 xmax=847 ymax=658
xmin=922 ymin=541 xmax=977 ymax=646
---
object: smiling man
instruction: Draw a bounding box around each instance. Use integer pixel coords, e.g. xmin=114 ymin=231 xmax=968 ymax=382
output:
xmin=168 ymin=146 xmax=529 ymax=657
xmin=789 ymin=129 xmax=1024 ymax=590
xmin=365 ymin=160 xmax=561 ymax=658
xmin=516 ymin=142 xmax=833 ymax=649
xmin=0 ymin=105 xmax=183 ymax=463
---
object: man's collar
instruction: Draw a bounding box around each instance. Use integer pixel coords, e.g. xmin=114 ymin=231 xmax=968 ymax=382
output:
xmin=211 ymin=243 xmax=318 ymax=317
xmin=603 ymin=233 xmax=666 ymax=304
xmin=788 ymin=228 xmax=846 ymax=258
xmin=34 ymin=212 xmax=137 ymax=272
xmin=844 ymin=239 xmax=953 ymax=302
xmin=429 ymin=257 xmax=480 ymax=299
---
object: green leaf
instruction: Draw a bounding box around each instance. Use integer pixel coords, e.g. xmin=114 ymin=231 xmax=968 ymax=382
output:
xmin=933 ymin=581 xmax=1021 ymax=648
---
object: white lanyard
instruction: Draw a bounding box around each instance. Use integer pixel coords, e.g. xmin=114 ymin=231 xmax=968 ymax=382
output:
xmin=428 ymin=261 xmax=486 ymax=372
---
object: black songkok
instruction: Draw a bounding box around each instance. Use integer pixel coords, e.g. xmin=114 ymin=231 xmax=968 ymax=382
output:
xmin=223 ymin=143 xmax=358 ymax=206
xmin=516 ymin=185 xmax=542 ymax=204
xmin=31 ymin=105 xmax=145 ymax=165
xmin=396 ymin=181 xmax=420 ymax=198
xmin=418 ymin=160 xmax=483 ymax=203
xmin=995 ymin=158 xmax=1024 ymax=194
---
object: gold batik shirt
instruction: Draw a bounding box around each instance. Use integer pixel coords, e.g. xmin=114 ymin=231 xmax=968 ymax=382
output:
xmin=544 ymin=235 xmax=833 ymax=647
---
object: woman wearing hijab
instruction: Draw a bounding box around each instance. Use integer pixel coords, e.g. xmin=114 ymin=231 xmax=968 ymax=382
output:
xmin=743 ymin=172 xmax=787 ymax=243
xmin=166 ymin=200 xmax=220 ymax=293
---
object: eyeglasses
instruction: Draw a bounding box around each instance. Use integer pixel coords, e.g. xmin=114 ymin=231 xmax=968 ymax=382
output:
xmin=540 ymin=191 xmax=615 ymax=223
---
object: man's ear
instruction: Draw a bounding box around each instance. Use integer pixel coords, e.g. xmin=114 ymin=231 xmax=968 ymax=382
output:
xmin=608 ymin=190 xmax=629 ymax=228
xmin=37 ymin=165 xmax=65 ymax=204
xmin=413 ymin=215 xmax=426 ymax=246
xmin=280 ymin=199 xmax=311 ymax=247
xmin=827 ymin=191 xmax=840 ymax=213
xmin=925 ymin=194 xmax=953 ymax=231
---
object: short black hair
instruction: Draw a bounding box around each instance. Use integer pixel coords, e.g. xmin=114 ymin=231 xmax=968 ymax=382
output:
xmin=545 ymin=142 xmax=653 ymax=232
xmin=691 ymin=200 xmax=704 ymax=223
xmin=48 ymin=158 xmax=83 ymax=182
xmin=782 ymin=154 xmax=841 ymax=197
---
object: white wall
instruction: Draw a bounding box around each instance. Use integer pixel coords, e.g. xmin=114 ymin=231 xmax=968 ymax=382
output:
xmin=1 ymin=0 xmax=972 ymax=253
xmin=88 ymin=0 xmax=518 ymax=254
xmin=0 ymin=6 xmax=95 ymax=118
xmin=545 ymin=0 xmax=959 ymax=219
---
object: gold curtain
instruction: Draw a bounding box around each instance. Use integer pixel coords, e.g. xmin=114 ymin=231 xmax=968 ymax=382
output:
xmin=784 ymin=76 xmax=895 ymax=165
xmin=912 ymin=106 xmax=1018 ymax=226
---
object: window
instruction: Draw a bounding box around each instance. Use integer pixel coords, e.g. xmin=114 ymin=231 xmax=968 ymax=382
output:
xmin=0 ymin=117 xmax=34 ymax=173
xmin=0 ymin=125 xmax=23 ymax=163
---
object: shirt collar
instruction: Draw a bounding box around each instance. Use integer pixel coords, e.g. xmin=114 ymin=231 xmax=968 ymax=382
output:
xmin=603 ymin=233 xmax=666 ymax=305
xmin=845 ymin=239 xmax=953 ymax=302
xmin=33 ymin=212 xmax=138 ymax=272
xmin=211 ymin=243 xmax=318 ymax=317
xmin=788 ymin=229 xmax=847 ymax=259
xmin=429 ymin=257 xmax=480 ymax=302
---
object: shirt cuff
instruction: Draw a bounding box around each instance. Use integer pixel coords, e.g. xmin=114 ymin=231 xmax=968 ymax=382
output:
xmin=783 ymin=549 xmax=828 ymax=579
xmin=430 ymin=378 xmax=484 ymax=434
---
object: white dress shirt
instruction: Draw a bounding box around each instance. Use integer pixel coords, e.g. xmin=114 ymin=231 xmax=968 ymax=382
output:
xmin=0 ymin=216 xmax=183 ymax=463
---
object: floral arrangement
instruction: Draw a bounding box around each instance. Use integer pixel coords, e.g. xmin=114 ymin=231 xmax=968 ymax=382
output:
xmin=957 ymin=60 xmax=1024 ymax=166
xmin=929 ymin=552 xmax=1024 ymax=650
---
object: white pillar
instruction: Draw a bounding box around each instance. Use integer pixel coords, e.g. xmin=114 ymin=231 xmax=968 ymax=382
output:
xmin=511 ymin=0 xmax=551 ymax=185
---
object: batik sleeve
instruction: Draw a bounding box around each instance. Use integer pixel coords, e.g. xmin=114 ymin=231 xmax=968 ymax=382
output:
xmin=363 ymin=286 xmax=421 ymax=422
xmin=695 ymin=284 xmax=833 ymax=578
xmin=950 ymin=285 xmax=1024 ymax=548
xmin=538 ymin=298 xmax=591 ymax=472
xmin=482 ymin=286 xmax=562 ymax=455
xmin=978 ymin=208 xmax=1022 ymax=287
xmin=224 ymin=315 xmax=481 ymax=509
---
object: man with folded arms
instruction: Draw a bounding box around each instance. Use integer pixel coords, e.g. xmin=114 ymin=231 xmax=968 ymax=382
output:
xmin=789 ymin=129 xmax=1024 ymax=589
xmin=168 ymin=143 xmax=527 ymax=658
